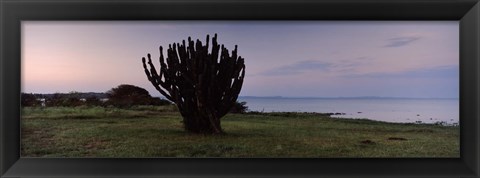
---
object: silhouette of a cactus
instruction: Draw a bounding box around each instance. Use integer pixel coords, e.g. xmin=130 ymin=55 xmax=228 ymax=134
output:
xmin=142 ymin=34 xmax=245 ymax=134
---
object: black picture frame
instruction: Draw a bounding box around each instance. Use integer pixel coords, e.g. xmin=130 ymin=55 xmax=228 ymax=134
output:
xmin=1 ymin=0 xmax=479 ymax=177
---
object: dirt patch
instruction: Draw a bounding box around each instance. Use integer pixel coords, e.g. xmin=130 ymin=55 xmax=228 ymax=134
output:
xmin=360 ymin=140 xmax=376 ymax=144
xmin=388 ymin=137 xmax=408 ymax=141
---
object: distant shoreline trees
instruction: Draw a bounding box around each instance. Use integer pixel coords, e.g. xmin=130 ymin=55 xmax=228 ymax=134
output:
xmin=21 ymin=84 xmax=171 ymax=107
xmin=21 ymin=93 xmax=41 ymax=107
xmin=21 ymin=84 xmax=249 ymax=113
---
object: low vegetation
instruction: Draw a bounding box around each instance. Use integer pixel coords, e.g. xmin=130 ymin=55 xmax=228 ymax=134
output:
xmin=21 ymin=84 xmax=172 ymax=108
xmin=21 ymin=106 xmax=459 ymax=158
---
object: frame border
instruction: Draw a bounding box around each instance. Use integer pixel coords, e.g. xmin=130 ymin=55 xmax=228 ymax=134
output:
xmin=1 ymin=0 xmax=479 ymax=177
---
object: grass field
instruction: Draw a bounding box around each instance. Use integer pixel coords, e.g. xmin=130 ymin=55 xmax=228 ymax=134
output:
xmin=21 ymin=106 xmax=459 ymax=158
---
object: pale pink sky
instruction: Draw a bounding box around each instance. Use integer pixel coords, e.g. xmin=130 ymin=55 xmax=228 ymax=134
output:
xmin=22 ymin=21 xmax=459 ymax=98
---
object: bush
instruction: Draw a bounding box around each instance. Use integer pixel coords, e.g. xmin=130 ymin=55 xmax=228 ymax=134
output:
xmin=229 ymin=101 xmax=248 ymax=114
xmin=60 ymin=97 xmax=83 ymax=107
xmin=21 ymin=93 xmax=41 ymax=107
xmin=85 ymin=96 xmax=102 ymax=106
xmin=105 ymin=84 xmax=151 ymax=107
xmin=148 ymin=97 xmax=172 ymax=106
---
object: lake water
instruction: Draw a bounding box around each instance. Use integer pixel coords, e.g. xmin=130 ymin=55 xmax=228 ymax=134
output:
xmin=239 ymin=97 xmax=459 ymax=124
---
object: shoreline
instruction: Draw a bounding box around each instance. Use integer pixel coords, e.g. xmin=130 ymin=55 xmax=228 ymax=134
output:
xmin=21 ymin=106 xmax=460 ymax=126
xmin=243 ymin=111 xmax=459 ymax=126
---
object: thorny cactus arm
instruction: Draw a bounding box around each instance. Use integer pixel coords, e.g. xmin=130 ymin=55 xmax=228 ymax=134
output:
xmin=142 ymin=53 xmax=172 ymax=101
xmin=142 ymin=34 xmax=245 ymax=134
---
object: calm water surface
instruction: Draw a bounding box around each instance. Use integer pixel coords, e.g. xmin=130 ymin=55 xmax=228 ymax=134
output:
xmin=239 ymin=97 xmax=459 ymax=124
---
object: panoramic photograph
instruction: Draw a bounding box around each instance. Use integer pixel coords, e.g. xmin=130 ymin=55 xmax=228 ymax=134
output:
xmin=21 ymin=21 xmax=459 ymax=158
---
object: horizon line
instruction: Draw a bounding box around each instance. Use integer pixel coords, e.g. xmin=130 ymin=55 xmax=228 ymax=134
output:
xmin=238 ymin=96 xmax=459 ymax=99
xmin=22 ymin=92 xmax=459 ymax=100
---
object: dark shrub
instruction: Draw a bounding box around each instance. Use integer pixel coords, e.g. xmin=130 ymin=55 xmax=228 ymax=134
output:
xmin=21 ymin=93 xmax=41 ymax=107
xmin=106 ymin=84 xmax=154 ymax=108
xmin=45 ymin=93 xmax=82 ymax=107
xmin=61 ymin=97 xmax=83 ymax=107
xmin=85 ymin=96 xmax=102 ymax=106
xmin=230 ymin=101 xmax=248 ymax=114
xmin=45 ymin=93 xmax=64 ymax=107
xmin=148 ymin=97 xmax=171 ymax=106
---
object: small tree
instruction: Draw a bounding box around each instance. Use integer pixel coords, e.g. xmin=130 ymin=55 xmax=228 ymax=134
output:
xmin=142 ymin=34 xmax=245 ymax=134
xmin=106 ymin=84 xmax=152 ymax=107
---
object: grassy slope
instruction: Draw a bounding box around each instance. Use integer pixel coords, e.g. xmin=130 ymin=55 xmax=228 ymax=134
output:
xmin=21 ymin=106 xmax=459 ymax=158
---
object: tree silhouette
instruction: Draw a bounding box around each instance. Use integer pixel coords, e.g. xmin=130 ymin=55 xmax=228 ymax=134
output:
xmin=106 ymin=84 xmax=155 ymax=108
xmin=142 ymin=34 xmax=245 ymax=134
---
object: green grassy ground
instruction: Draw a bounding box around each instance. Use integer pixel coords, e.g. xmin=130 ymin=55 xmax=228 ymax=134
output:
xmin=21 ymin=106 xmax=459 ymax=158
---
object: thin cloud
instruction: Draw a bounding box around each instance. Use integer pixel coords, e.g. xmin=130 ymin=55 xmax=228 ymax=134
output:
xmin=260 ymin=60 xmax=332 ymax=76
xmin=384 ymin=36 xmax=421 ymax=47
xmin=330 ymin=57 xmax=374 ymax=72
xmin=343 ymin=65 xmax=458 ymax=79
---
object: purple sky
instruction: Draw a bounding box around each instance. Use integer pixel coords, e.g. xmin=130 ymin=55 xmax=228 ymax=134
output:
xmin=22 ymin=21 xmax=459 ymax=98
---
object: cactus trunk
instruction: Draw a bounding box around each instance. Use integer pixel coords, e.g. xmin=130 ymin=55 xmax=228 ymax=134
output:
xmin=142 ymin=34 xmax=245 ymax=134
